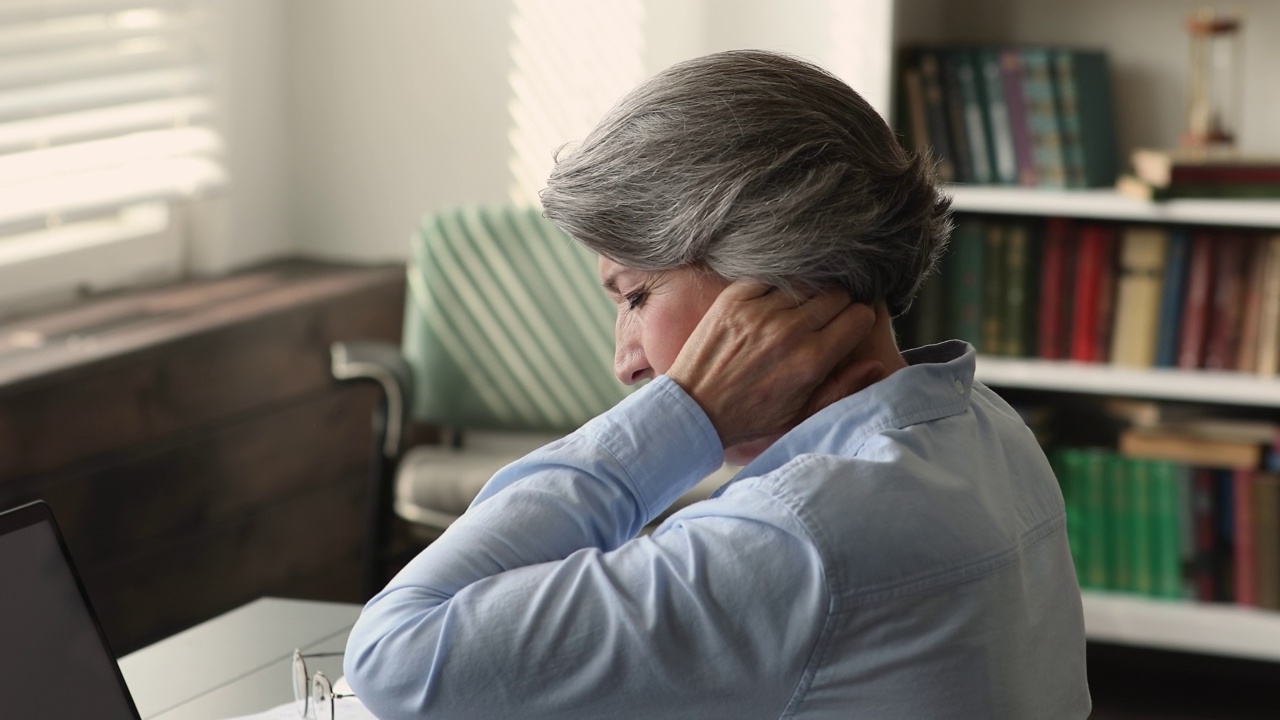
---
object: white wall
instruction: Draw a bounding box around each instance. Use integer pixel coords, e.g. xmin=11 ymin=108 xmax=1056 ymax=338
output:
xmin=198 ymin=0 xmax=883 ymax=268
xmin=282 ymin=0 xmax=514 ymax=263
xmin=189 ymin=0 xmax=293 ymax=275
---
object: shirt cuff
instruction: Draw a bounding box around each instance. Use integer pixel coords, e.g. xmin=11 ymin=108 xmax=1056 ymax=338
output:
xmin=585 ymin=376 xmax=724 ymax=517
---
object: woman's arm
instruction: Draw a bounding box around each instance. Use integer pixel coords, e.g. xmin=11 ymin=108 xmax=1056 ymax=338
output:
xmin=343 ymin=377 xmax=828 ymax=720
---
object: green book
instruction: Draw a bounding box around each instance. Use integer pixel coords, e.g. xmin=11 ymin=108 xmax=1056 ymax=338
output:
xmin=981 ymin=221 xmax=1006 ymax=354
xmin=946 ymin=217 xmax=986 ymax=349
xmin=1150 ymin=461 xmax=1187 ymax=599
xmin=1000 ymin=221 xmax=1033 ymax=357
xmin=1020 ymin=48 xmax=1067 ymax=188
xmin=1053 ymin=450 xmax=1086 ymax=584
xmin=1079 ymin=449 xmax=1111 ymax=590
xmin=952 ymin=49 xmax=993 ymax=184
xmin=1102 ymin=452 xmax=1129 ymax=591
xmin=1127 ymin=457 xmax=1155 ymax=596
xmin=1054 ymin=49 xmax=1118 ymax=188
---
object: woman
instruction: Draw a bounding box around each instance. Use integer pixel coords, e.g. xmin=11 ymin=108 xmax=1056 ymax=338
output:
xmin=345 ymin=50 xmax=1090 ymax=719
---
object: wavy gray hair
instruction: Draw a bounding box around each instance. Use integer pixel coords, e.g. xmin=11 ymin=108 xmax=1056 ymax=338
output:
xmin=540 ymin=49 xmax=952 ymax=317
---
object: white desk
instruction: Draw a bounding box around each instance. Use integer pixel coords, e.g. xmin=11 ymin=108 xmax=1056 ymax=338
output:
xmin=118 ymin=598 xmax=363 ymax=720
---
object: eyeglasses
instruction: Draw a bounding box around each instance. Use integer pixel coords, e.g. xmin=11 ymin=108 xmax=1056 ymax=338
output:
xmin=292 ymin=649 xmax=356 ymax=719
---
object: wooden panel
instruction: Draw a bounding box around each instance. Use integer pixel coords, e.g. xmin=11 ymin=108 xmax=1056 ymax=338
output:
xmin=84 ymin=479 xmax=366 ymax=654
xmin=0 ymin=270 xmax=403 ymax=481
xmin=0 ymin=260 xmax=407 ymax=653
xmin=5 ymin=385 xmax=378 ymax=569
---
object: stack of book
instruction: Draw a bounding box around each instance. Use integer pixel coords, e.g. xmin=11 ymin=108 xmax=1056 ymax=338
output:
xmin=1117 ymin=148 xmax=1280 ymax=201
xmin=906 ymin=216 xmax=1280 ymax=375
xmin=897 ymin=46 xmax=1118 ymax=188
xmin=1052 ymin=415 xmax=1280 ymax=608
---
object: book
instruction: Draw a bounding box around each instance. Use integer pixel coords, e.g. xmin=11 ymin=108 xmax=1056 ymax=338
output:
xmin=1204 ymin=233 xmax=1247 ymax=370
xmin=1234 ymin=469 xmax=1257 ymax=605
xmin=1000 ymin=221 xmax=1032 ymax=356
xmin=1127 ymin=457 xmax=1155 ymax=595
xmin=1149 ymin=461 xmax=1185 ymax=599
xmin=1070 ymin=224 xmax=1115 ymax=362
xmin=900 ymin=62 xmax=931 ymax=158
xmin=1192 ymin=468 xmax=1217 ymax=601
xmin=1117 ymin=173 xmax=1280 ymax=201
xmin=1037 ymin=217 xmax=1075 ymax=359
xmin=1254 ymin=236 xmax=1280 ymax=376
xmin=1110 ymin=226 xmax=1168 ymax=367
xmin=940 ymin=50 xmax=976 ymax=183
xmin=1103 ymin=452 xmax=1130 ymax=591
xmin=1154 ymin=229 xmax=1191 ymax=367
xmin=1255 ymin=473 xmax=1280 ymax=610
xmin=1176 ymin=232 xmax=1216 ymax=369
xmin=952 ymin=49 xmax=993 ymax=184
xmin=999 ymin=49 xmax=1037 ymax=187
xmin=1052 ymin=450 xmax=1087 ymax=583
xmin=978 ymin=48 xmax=1018 ymax=185
xmin=1132 ymin=147 xmax=1280 ymax=188
xmin=1052 ymin=49 xmax=1118 ymax=188
xmin=947 ymin=217 xmax=986 ymax=348
xmin=917 ymin=50 xmax=958 ymax=183
xmin=1119 ymin=427 xmax=1264 ymax=469
xmin=982 ymin=221 xmax=1006 ymax=353
xmin=1020 ymin=48 xmax=1067 ymax=188
xmin=1236 ymin=238 xmax=1269 ymax=373
xmin=1214 ymin=470 xmax=1236 ymax=602
xmin=1081 ymin=449 xmax=1112 ymax=590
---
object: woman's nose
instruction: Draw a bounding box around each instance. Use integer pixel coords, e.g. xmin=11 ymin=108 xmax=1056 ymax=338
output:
xmin=613 ymin=321 xmax=653 ymax=385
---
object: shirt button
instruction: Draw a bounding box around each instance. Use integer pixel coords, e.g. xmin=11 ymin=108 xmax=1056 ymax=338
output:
xmin=953 ymin=379 xmax=965 ymax=395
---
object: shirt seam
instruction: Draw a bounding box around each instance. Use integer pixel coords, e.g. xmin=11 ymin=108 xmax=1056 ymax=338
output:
xmin=843 ymin=512 xmax=1068 ymax=607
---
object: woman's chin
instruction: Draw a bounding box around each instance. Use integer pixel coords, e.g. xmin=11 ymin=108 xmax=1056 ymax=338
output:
xmin=724 ymin=435 xmax=782 ymax=466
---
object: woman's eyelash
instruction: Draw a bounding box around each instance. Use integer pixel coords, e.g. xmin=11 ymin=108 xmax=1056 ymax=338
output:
xmin=625 ymin=290 xmax=647 ymax=309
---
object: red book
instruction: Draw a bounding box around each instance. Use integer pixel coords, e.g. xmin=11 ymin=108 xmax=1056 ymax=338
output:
xmin=999 ymin=49 xmax=1037 ymax=187
xmin=1092 ymin=231 xmax=1118 ymax=363
xmin=1172 ymin=166 xmax=1280 ymax=185
xmin=1070 ymin=224 xmax=1114 ymax=362
xmin=1193 ymin=469 xmax=1216 ymax=601
xmin=1205 ymin=234 xmax=1247 ymax=370
xmin=1177 ymin=233 xmax=1217 ymax=369
xmin=1234 ymin=469 xmax=1257 ymax=606
xmin=1037 ymin=218 xmax=1075 ymax=359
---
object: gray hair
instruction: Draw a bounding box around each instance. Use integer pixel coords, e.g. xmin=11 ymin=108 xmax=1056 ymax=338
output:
xmin=540 ymin=49 xmax=952 ymax=317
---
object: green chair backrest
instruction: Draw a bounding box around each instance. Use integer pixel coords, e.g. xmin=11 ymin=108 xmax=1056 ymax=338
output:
xmin=403 ymin=206 xmax=630 ymax=432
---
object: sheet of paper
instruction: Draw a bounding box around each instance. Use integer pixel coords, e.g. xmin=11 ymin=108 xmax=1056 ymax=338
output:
xmin=224 ymin=696 xmax=377 ymax=720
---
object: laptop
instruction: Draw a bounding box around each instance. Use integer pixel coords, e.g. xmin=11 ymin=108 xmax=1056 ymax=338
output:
xmin=0 ymin=500 xmax=142 ymax=719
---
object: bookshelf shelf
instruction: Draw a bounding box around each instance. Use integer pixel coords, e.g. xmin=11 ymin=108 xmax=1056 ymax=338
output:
xmin=975 ymin=356 xmax=1280 ymax=407
xmin=1083 ymin=592 xmax=1280 ymax=662
xmin=948 ymin=186 xmax=1280 ymax=229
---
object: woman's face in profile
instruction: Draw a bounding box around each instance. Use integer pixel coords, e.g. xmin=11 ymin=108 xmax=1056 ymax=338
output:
xmin=598 ymin=256 xmax=728 ymax=386
xmin=598 ymin=257 xmax=778 ymax=464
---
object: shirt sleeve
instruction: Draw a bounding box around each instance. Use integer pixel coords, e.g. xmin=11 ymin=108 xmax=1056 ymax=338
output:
xmin=343 ymin=376 xmax=832 ymax=720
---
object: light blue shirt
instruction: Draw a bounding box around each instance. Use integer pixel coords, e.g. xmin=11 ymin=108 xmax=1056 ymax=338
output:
xmin=345 ymin=341 xmax=1091 ymax=719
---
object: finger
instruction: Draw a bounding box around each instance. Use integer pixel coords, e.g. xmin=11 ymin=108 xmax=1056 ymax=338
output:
xmin=815 ymin=301 xmax=877 ymax=350
xmin=717 ymin=278 xmax=775 ymax=304
xmin=793 ymin=287 xmax=855 ymax=330
xmin=807 ymin=359 xmax=884 ymax=415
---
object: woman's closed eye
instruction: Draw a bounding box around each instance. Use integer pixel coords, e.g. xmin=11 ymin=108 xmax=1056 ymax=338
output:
xmin=625 ymin=290 xmax=648 ymax=310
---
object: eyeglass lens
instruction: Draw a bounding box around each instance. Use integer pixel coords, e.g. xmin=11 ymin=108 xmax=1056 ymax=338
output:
xmin=292 ymin=650 xmax=309 ymax=717
xmin=312 ymin=672 xmax=335 ymax=720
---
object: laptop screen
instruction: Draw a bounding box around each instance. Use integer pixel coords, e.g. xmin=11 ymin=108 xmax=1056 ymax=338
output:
xmin=0 ymin=503 xmax=140 ymax=720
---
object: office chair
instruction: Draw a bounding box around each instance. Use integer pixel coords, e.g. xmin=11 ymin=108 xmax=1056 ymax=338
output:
xmin=332 ymin=206 xmax=730 ymax=598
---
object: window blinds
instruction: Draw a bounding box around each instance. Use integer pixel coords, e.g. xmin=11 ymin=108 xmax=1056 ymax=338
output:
xmin=506 ymin=0 xmax=644 ymax=208
xmin=0 ymin=0 xmax=223 ymax=252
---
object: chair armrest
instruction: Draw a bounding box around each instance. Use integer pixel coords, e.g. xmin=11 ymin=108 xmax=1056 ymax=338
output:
xmin=330 ymin=341 xmax=414 ymax=458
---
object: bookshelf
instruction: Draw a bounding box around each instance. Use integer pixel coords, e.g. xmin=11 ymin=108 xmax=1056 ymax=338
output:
xmin=888 ymin=0 xmax=1280 ymax=667
xmin=975 ymin=357 xmax=1280 ymax=408
xmin=950 ymin=186 xmax=1280 ymax=229
xmin=1082 ymin=593 xmax=1280 ymax=663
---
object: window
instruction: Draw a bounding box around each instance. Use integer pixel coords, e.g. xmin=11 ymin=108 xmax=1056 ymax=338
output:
xmin=0 ymin=0 xmax=223 ymax=314
xmin=506 ymin=0 xmax=645 ymax=208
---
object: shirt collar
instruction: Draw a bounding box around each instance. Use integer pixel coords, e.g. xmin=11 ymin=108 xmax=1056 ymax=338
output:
xmin=725 ymin=340 xmax=978 ymax=482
